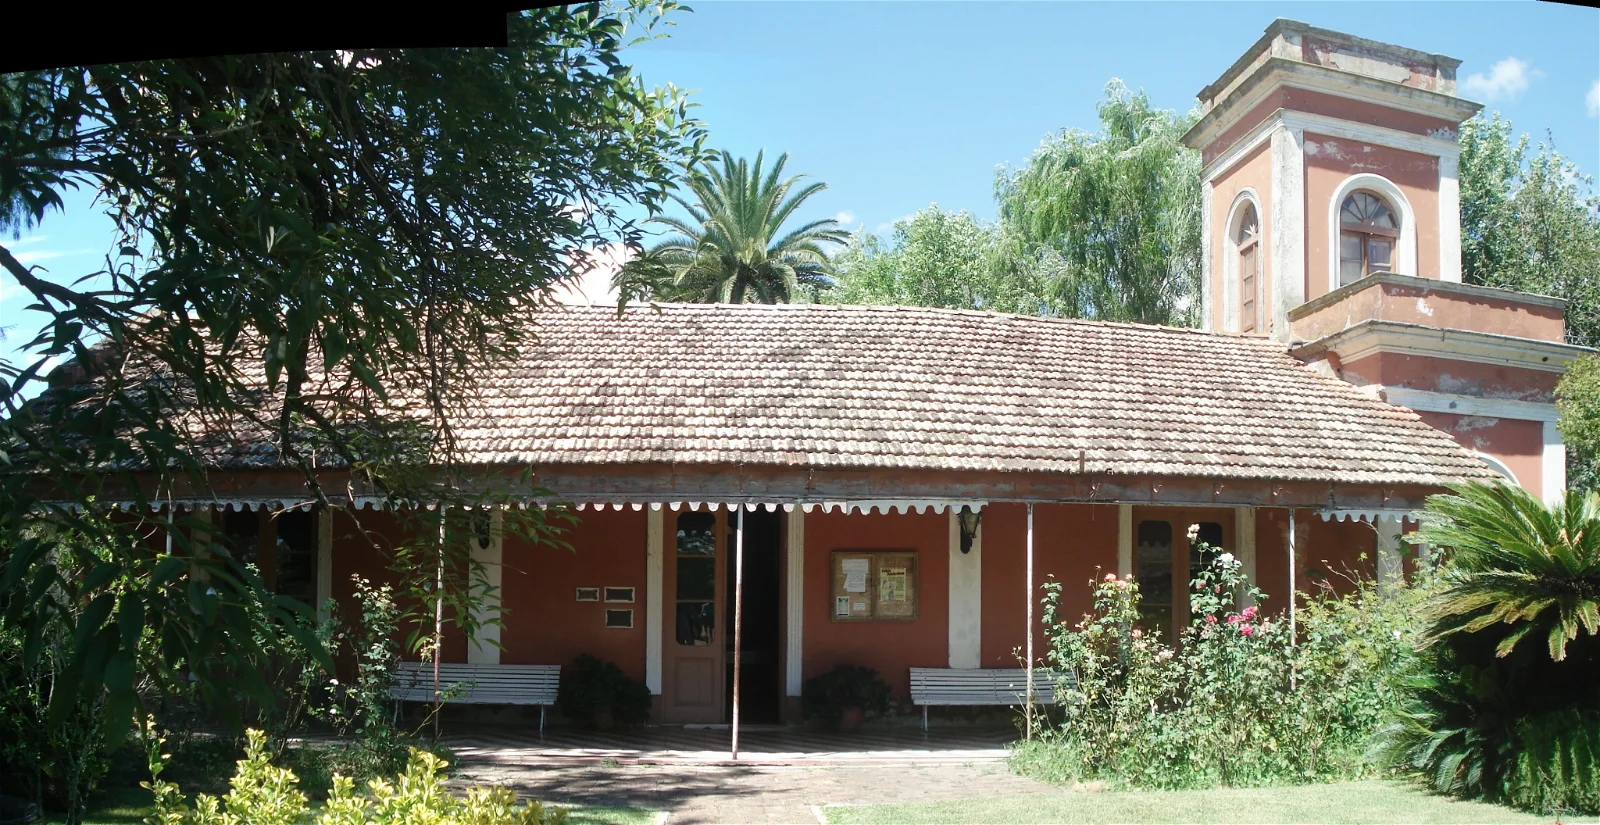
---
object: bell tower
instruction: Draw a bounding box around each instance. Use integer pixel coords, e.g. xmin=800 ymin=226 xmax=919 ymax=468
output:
xmin=1182 ymin=19 xmax=1479 ymax=339
xmin=1184 ymin=20 xmax=1592 ymax=504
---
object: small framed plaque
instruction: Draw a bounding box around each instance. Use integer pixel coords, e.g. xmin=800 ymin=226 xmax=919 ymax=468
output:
xmin=604 ymin=608 xmax=634 ymax=629
xmin=604 ymin=586 xmax=636 ymax=603
xmin=575 ymin=587 xmax=600 ymax=602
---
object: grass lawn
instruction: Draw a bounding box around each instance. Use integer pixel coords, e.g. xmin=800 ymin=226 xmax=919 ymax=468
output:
xmin=821 ymin=780 xmax=1555 ymax=825
xmin=48 ymin=787 xmax=657 ymax=825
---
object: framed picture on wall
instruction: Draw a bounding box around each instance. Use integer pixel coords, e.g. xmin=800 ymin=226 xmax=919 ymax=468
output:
xmin=575 ymin=587 xmax=600 ymax=602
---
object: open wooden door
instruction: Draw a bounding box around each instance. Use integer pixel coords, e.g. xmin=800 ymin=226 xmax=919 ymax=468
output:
xmin=661 ymin=508 xmax=727 ymax=723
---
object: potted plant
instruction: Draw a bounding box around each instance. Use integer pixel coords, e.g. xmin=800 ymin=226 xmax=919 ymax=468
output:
xmin=557 ymin=654 xmax=652 ymax=730
xmin=802 ymin=664 xmax=893 ymax=732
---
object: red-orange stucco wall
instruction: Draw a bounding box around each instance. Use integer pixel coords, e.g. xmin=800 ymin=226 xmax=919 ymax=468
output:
xmin=1340 ymin=353 xmax=1559 ymax=403
xmin=1209 ymin=143 xmax=1274 ymax=333
xmin=979 ymin=503 xmax=1119 ymax=669
xmin=802 ymin=510 xmax=948 ymax=702
xmin=1416 ymin=410 xmax=1544 ymax=499
xmin=499 ymin=508 xmax=648 ymax=681
xmin=1304 ymin=135 xmax=1440 ymax=296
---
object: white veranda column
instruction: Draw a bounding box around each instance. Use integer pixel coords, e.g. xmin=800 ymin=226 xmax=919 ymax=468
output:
xmin=948 ymin=507 xmax=982 ymax=669
xmin=785 ymin=507 xmax=805 ymax=697
xmin=1376 ymin=515 xmax=1404 ymax=597
xmin=466 ymin=508 xmax=503 ymax=665
xmin=645 ymin=506 xmax=665 ymax=695
xmin=1117 ymin=504 xmax=1133 ymax=578
xmin=1234 ymin=506 xmax=1257 ymax=609
xmin=316 ymin=507 xmax=334 ymax=621
xmin=1543 ymin=421 xmax=1567 ymax=506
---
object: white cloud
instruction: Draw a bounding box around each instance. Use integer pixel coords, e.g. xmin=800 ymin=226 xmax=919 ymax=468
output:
xmin=831 ymin=210 xmax=857 ymax=227
xmin=1461 ymin=57 xmax=1536 ymax=103
xmin=873 ymin=211 xmax=921 ymax=234
xmin=1587 ymin=79 xmax=1599 ymax=118
xmin=11 ymin=248 xmax=86 ymax=265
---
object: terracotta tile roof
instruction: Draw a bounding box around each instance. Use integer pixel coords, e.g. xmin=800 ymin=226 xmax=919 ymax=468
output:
xmin=444 ymin=303 xmax=1492 ymax=486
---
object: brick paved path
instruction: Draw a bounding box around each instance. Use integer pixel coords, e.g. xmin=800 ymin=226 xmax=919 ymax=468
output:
xmin=455 ymin=760 xmax=1060 ymax=824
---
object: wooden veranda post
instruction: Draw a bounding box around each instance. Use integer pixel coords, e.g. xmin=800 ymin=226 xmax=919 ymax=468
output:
xmin=732 ymin=506 xmax=745 ymax=760
xmin=1025 ymin=503 xmax=1034 ymax=740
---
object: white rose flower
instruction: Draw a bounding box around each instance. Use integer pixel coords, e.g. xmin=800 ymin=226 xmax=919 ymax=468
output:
xmin=1219 ymin=552 xmax=1235 ymax=564
xmin=1186 ymin=523 xmax=1200 ymax=540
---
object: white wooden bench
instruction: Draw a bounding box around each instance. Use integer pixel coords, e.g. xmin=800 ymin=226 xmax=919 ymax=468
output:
xmin=391 ymin=662 xmax=561 ymax=731
xmin=909 ymin=667 xmax=1071 ymax=731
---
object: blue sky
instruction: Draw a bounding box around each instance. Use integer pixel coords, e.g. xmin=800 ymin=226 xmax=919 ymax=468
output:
xmin=623 ymin=1 xmax=1599 ymax=234
xmin=4 ymin=1 xmax=1597 ymax=361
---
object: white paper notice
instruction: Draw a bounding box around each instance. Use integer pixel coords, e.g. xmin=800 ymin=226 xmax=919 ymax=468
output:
xmin=842 ymin=558 xmax=869 ymax=593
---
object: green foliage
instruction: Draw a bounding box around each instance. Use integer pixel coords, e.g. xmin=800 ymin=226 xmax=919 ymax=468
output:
xmin=994 ymin=79 xmax=1202 ymax=326
xmin=0 ymin=613 xmax=110 ymax=824
xmin=296 ymin=576 xmax=411 ymax=787
xmin=1459 ymin=113 xmax=1600 ymax=349
xmin=143 ymin=727 xmax=565 ymax=825
xmin=1377 ymin=482 xmax=1600 ymax=815
xmin=1458 ymin=112 xmax=1600 ymax=491
xmin=617 ymin=149 xmax=849 ymax=304
xmin=829 ymin=206 xmax=1036 ymax=312
xmin=556 ymin=654 xmax=652 ymax=728
xmin=1019 ymin=540 xmax=1422 ymax=790
xmin=0 ymin=2 xmax=703 ymax=743
xmin=800 ymin=664 xmax=893 ymax=726
xmin=1412 ymin=482 xmax=1600 ymax=663
xmin=1558 ymin=355 xmax=1600 ymax=494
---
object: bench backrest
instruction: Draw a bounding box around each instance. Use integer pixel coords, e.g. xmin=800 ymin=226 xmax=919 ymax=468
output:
xmin=908 ymin=667 xmax=1071 ymax=705
xmin=391 ymin=662 xmax=560 ymax=705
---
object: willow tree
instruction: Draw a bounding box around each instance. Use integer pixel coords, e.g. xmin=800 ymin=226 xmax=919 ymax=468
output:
xmin=830 ymin=205 xmax=1041 ymax=313
xmin=616 ymin=149 xmax=849 ymax=304
xmin=1461 ymin=113 xmax=1600 ymax=492
xmin=0 ymin=2 xmax=707 ymax=752
xmin=994 ymin=80 xmax=1202 ymax=326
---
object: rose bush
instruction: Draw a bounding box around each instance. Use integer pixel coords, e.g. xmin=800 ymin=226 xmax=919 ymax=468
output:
xmin=1015 ymin=532 xmax=1425 ymax=789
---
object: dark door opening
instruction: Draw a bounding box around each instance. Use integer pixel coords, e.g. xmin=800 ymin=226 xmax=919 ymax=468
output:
xmin=725 ymin=508 xmax=783 ymax=724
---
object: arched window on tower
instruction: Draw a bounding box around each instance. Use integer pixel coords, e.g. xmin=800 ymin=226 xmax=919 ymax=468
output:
xmin=1236 ymin=203 xmax=1260 ymax=333
xmin=1338 ymin=191 xmax=1398 ymax=286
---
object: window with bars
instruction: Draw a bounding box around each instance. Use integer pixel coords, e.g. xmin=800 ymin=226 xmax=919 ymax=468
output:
xmin=1338 ymin=191 xmax=1398 ymax=286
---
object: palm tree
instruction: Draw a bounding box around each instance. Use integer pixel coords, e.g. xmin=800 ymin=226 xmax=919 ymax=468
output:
xmin=1374 ymin=481 xmax=1600 ymax=812
xmin=1415 ymin=481 xmax=1600 ymax=662
xmin=616 ymin=150 xmax=849 ymax=304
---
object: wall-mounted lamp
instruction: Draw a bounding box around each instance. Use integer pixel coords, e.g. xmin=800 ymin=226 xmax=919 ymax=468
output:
xmin=958 ymin=505 xmax=982 ymax=554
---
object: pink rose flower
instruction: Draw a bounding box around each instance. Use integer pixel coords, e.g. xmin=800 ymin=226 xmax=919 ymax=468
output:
xmin=1242 ymin=606 xmax=1258 ymax=620
xmin=1226 ymin=614 xmax=1241 ymax=625
xmin=1105 ymin=573 xmax=1118 ymax=582
xmin=1131 ymin=628 xmax=1143 ymax=638
xmin=1205 ymin=615 xmax=1218 ymax=624
xmin=1239 ymin=625 xmax=1255 ymax=637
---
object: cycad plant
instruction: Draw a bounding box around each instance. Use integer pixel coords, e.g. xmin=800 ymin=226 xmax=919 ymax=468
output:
xmin=1377 ymin=481 xmax=1600 ymax=815
xmin=616 ymin=150 xmax=848 ymax=304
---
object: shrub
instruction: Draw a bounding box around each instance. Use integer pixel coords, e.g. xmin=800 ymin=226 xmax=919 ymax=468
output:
xmin=142 ymin=725 xmax=566 ymax=825
xmin=1017 ymin=535 xmax=1421 ymax=790
xmin=801 ymin=664 xmax=893 ymax=727
xmin=1375 ymin=482 xmax=1600 ymax=816
xmin=556 ymin=654 xmax=651 ymax=728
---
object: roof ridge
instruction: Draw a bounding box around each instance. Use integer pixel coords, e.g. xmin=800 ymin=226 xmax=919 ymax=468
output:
xmin=573 ymin=301 xmax=1283 ymax=343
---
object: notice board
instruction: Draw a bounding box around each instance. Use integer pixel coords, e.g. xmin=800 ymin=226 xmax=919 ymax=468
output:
xmin=830 ymin=550 xmax=918 ymax=622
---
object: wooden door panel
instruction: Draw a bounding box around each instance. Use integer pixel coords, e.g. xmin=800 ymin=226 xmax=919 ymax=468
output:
xmin=661 ymin=509 xmax=726 ymax=723
xmin=673 ymin=659 xmax=715 ymax=708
